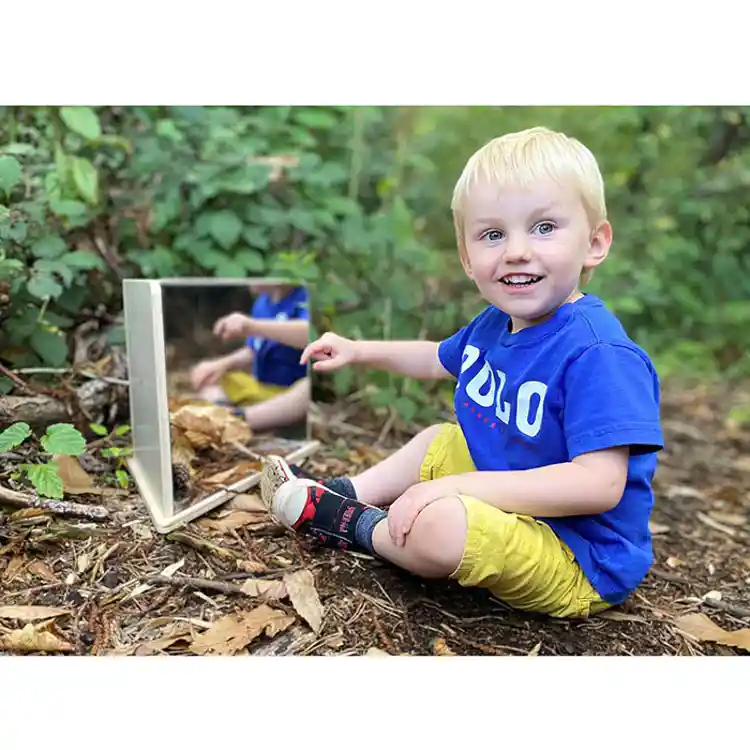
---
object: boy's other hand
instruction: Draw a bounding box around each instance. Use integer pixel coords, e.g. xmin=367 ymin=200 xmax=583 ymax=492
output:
xmin=213 ymin=313 xmax=252 ymax=341
xmin=190 ymin=359 xmax=226 ymax=391
xmin=388 ymin=478 xmax=456 ymax=547
xmin=300 ymin=332 xmax=359 ymax=372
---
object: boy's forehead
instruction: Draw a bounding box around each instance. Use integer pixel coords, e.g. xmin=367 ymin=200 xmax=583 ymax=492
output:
xmin=462 ymin=179 xmax=581 ymax=221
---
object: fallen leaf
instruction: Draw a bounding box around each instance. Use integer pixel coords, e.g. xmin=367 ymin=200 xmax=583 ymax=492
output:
xmin=0 ymin=606 xmax=69 ymax=622
xmin=0 ymin=623 xmax=75 ymax=653
xmin=160 ymin=558 xmax=185 ymax=578
xmin=171 ymin=404 xmax=251 ymax=448
xmin=240 ymin=578 xmax=287 ymax=599
xmin=649 ymin=521 xmax=671 ymax=535
xmin=666 ymin=485 xmax=705 ymax=501
xmin=236 ymin=559 xmax=269 ymax=574
xmin=283 ymin=569 xmax=324 ymax=634
xmin=366 ymin=647 xmax=391 ymax=657
xmin=189 ymin=605 xmax=294 ymax=655
xmin=703 ymin=590 xmax=722 ymax=602
xmin=527 ymin=641 xmax=542 ymax=656
xmin=134 ymin=631 xmax=192 ymax=655
xmin=2 ymin=555 xmax=27 ymax=583
xmin=675 ymin=613 xmax=750 ymax=652
xmin=708 ymin=511 xmax=747 ymax=527
xmin=200 ymin=511 xmax=266 ymax=533
xmin=28 ymin=561 xmax=57 ymax=582
xmin=170 ymin=426 xmax=196 ymax=468
xmin=228 ymin=493 xmax=266 ymax=513
xmin=666 ymin=556 xmax=685 ymax=569
xmin=433 ymin=637 xmax=456 ymax=656
xmin=54 ymin=455 xmax=101 ymax=495
xmin=77 ymin=552 xmax=90 ymax=574
xmin=203 ymin=463 xmax=259 ymax=488
xmin=733 ymin=456 xmax=750 ymax=473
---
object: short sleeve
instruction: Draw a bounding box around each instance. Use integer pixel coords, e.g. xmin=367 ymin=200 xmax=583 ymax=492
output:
xmin=437 ymin=307 xmax=496 ymax=377
xmin=563 ymin=344 xmax=664 ymax=458
xmin=291 ymin=287 xmax=310 ymax=320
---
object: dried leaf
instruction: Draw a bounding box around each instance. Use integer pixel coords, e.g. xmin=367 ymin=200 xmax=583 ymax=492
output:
xmin=675 ymin=613 xmax=750 ymax=652
xmin=733 ymin=456 xmax=750 ymax=473
xmin=236 ymin=559 xmax=269 ymax=574
xmin=203 ymin=462 xmax=259 ymax=488
xmin=0 ymin=623 xmax=75 ymax=653
xmin=77 ymin=552 xmax=90 ymax=574
xmin=170 ymin=426 xmax=196 ymax=468
xmin=283 ymin=569 xmax=324 ymax=634
xmin=28 ymin=561 xmax=57 ymax=582
xmin=2 ymin=555 xmax=27 ymax=582
xmin=665 ymin=485 xmax=705 ymax=501
xmin=649 ymin=521 xmax=671 ymax=535
xmin=171 ymin=404 xmax=251 ymax=448
xmin=200 ymin=511 xmax=265 ymax=533
xmin=134 ymin=631 xmax=192 ymax=655
xmin=228 ymin=493 xmax=266 ymax=513
xmin=527 ymin=641 xmax=542 ymax=656
xmin=366 ymin=647 xmax=391 ymax=657
xmin=55 ymin=455 xmax=101 ymax=495
xmin=666 ymin=556 xmax=685 ymax=569
xmin=240 ymin=578 xmax=287 ymax=599
xmin=433 ymin=637 xmax=456 ymax=656
xmin=0 ymin=606 xmax=69 ymax=621
xmin=189 ymin=605 xmax=294 ymax=655
xmin=160 ymin=558 xmax=185 ymax=578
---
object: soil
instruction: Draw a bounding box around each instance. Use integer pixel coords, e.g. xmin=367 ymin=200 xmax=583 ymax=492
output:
xmin=1 ymin=378 xmax=749 ymax=656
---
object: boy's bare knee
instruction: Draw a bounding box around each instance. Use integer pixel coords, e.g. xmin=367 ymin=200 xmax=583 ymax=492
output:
xmin=409 ymin=496 xmax=467 ymax=575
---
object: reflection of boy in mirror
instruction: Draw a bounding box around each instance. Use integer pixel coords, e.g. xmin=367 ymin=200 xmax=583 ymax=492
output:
xmin=189 ymin=284 xmax=310 ymax=432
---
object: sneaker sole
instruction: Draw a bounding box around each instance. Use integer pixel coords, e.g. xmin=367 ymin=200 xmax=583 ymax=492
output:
xmin=260 ymin=455 xmax=296 ymax=510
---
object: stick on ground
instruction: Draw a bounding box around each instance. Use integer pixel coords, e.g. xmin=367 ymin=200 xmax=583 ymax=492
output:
xmin=0 ymin=484 xmax=110 ymax=522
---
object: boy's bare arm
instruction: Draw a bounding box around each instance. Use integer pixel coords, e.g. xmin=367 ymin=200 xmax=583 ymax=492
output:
xmin=444 ymin=447 xmax=630 ymax=517
xmin=301 ymin=334 xmax=453 ymax=380
xmin=213 ymin=314 xmax=309 ymax=350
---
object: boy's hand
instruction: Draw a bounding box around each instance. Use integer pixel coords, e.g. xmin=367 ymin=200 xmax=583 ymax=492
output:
xmin=387 ymin=478 xmax=457 ymax=547
xmin=213 ymin=313 xmax=253 ymax=341
xmin=190 ymin=358 xmax=227 ymax=391
xmin=300 ymin=332 xmax=360 ymax=372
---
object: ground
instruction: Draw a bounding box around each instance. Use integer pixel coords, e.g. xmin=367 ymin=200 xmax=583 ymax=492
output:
xmin=1 ymin=379 xmax=749 ymax=656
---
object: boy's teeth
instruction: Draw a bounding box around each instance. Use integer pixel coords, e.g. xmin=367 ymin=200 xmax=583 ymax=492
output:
xmin=502 ymin=275 xmax=541 ymax=285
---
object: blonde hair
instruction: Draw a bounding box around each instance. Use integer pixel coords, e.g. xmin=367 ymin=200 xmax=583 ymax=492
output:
xmin=451 ymin=127 xmax=607 ymax=284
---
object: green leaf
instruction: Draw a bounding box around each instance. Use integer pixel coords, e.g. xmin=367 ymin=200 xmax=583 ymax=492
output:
xmin=89 ymin=423 xmax=108 ymax=436
xmin=30 ymin=328 xmax=68 ymax=366
xmin=0 ymin=156 xmax=22 ymax=196
xmin=235 ymin=249 xmax=265 ymax=272
xmin=25 ymin=463 xmax=64 ymax=499
xmin=62 ymin=250 xmax=105 ymax=271
xmin=115 ymin=469 xmax=130 ymax=488
xmin=106 ymin=325 xmax=126 ymax=346
xmin=114 ymin=424 xmax=131 ymax=437
xmin=49 ymin=199 xmax=89 ymax=226
xmin=213 ymin=259 xmax=246 ymax=278
xmin=27 ymin=272 xmax=64 ymax=300
xmin=41 ymin=423 xmax=86 ymax=456
xmin=34 ymin=259 xmax=73 ymax=287
xmin=32 ymin=235 xmax=67 ymax=259
xmin=71 ymin=156 xmax=99 ymax=205
xmin=209 ymin=210 xmax=243 ymax=250
xmin=59 ymin=107 xmax=102 ymax=141
xmin=7 ymin=221 xmax=27 ymax=243
xmin=1 ymin=143 xmax=35 ymax=157
xmin=0 ymin=422 xmax=32 ymax=451
xmin=0 ymin=258 xmax=24 ymax=279
xmin=394 ymin=396 xmax=419 ymax=423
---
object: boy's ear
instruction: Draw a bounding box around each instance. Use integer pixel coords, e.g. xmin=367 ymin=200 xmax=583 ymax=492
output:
xmin=584 ymin=220 xmax=613 ymax=270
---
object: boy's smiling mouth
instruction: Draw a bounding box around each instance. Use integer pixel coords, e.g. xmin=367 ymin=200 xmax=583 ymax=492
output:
xmin=499 ymin=273 xmax=543 ymax=287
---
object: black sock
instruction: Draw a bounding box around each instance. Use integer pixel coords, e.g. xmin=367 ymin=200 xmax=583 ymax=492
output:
xmin=298 ymin=485 xmax=384 ymax=554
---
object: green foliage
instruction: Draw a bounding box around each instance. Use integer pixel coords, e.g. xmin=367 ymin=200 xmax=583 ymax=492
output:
xmin=2 ymin=105 xmax=748 ymax=423
xmin=0 ymin=421 xmax=86 ymax=499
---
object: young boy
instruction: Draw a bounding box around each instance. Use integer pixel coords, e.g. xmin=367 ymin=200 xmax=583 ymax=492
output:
xmin=190 ymin=284 xmax=310 ymax=432
xmin=260 ymin=127 xmax=664 ymax=619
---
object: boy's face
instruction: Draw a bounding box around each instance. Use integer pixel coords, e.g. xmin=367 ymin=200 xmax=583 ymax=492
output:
xmin=459 ymin=179 xmax=612 ymax=332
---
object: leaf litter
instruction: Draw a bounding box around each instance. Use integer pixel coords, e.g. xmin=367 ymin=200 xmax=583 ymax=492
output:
xmin=2 ymin=379 xmax=750 ymax=655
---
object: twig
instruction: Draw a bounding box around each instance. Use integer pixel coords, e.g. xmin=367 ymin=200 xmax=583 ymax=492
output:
xmin=143 ymin=574 xmax=247 ymax=597
xmin=0 ymin=484 xmax=109 ymax=522
xmin=12 ymin=368 xmax=130 ymax=387
xmin=166 ymin=530 xmax=238 ymax=561
xmin=696 ymin=512 xmax=738 ymax=538
xmin=702 ymin=597 xmax=750 ymax=620
xmin=0 ymin=363 xmax=36 ymax=395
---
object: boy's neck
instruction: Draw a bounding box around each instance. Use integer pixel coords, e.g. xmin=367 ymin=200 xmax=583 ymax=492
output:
xmin=509 ymin=288 xmax=584 ymax=333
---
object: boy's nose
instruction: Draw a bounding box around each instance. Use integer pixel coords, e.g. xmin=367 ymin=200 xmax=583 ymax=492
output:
xmin=503 ymin=236 xmax=532 ymax=263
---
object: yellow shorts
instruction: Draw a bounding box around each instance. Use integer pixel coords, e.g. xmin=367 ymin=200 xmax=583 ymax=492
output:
xmin=420 ymin=423 xmax=611 ymax=619
xmin=219 ymin=371 xmax=288 ymax=406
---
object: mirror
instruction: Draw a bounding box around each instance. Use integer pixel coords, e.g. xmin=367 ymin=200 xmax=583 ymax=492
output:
xmin=122 ymin=277 xmax=319 ymax=533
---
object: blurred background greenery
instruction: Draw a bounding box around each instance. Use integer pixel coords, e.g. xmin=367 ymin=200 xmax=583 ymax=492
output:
xmin=1 ymin=106 xmax=748 ymax=422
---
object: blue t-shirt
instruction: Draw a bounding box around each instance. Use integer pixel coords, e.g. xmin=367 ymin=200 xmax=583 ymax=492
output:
xmin=246 ymin=286 xmax=309 ymax=387
xmin=437 ymin=294 xmax=664 ymax=605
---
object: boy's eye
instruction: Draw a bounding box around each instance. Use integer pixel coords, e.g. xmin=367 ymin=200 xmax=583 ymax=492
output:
xmin=535 ymin=221 xmax=556 ymax=235
xmin=482 ymin=230 xmax=503 ymax=242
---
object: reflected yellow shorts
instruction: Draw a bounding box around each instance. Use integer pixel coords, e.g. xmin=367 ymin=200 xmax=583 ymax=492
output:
xmin=219 ymin=371 xmax=288 ymax=406
xmin=419 ymin=423 xmax=611 ymax=619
